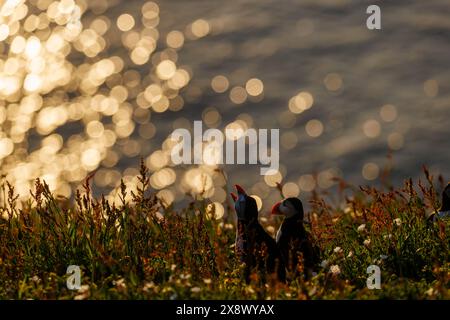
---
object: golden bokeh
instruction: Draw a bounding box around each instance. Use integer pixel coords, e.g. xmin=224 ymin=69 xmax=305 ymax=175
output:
xmin=305 ymin=119 xmax=324 ymax=138
xmin=0 ymin=0 xmax=443 ymax=211
xmin=211 ymin=75 xmax=229 ymax=93
xmin=362 ymin=162 xmax=379 ymax=181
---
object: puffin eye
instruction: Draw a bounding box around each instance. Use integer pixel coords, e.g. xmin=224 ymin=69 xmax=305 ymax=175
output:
xmin=278 ymin=200 xmax=288 ymax=215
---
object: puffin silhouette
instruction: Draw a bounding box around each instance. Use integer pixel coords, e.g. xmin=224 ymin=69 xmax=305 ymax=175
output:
xmin=429 ymin=183 xmax=450 ymax=222
xmin=231 ymin=185 xmax=285 ymax=282
xmin=271 ymin=197 xmax=319 ymax=279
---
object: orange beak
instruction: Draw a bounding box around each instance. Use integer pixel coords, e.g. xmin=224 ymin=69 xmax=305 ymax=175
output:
xmin=234 ymin=184 xmax=246 ymax=195
xmin=271 ymin=201 xmax=282 ymax=215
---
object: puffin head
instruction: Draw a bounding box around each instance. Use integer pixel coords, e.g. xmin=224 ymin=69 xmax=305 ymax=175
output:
xmin=271 ymin=197 xmax=304 ymax=220
xmin=230 ymin=185 xmax=258 ymax=223
xmin=441 ymin=183 xmax=450 ymax=211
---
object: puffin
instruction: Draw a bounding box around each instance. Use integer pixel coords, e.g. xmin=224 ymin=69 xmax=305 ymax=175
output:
xmin=231 ymin=185 xmax=285 ymax=282
xmin=429 ymin=183 xmax=450 ymax=221
xmin=271 ymin=197 xmax=318 ymax=278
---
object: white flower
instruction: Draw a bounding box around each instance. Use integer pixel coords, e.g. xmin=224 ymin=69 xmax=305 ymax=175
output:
xmin=78 ymin=284 xmax=89 ymax=293
xmin=74 ymin=293 xmax=89 ymax=300
xmin=363 ymin=238 xmax=371 ymax=247
xmin=113 ymin=278 xmax=126 ymax=289
xmin=320 ymin=259 xmax=329 ymax=268
xmin=347 ymin=251 xmax=354 ymax=258
xmin=143 ymin=282 xmax=155 ymax=292
xmin=333 ymin=246 xmax=343 ymax=254
xmin=308 ymin=287 xmax=317 ymax=296
xmin=383 ymin=233 xmax=393 ymax=239
xmin=245 ymin=286 xmax=255 ymax=294
xmin=393 ymin=218 xmax=402 ymax=226
xmin=380 ymin=254 xmax=388 ymax=260
xmin=425 ymin=288 xmax=436 ymax=296
xmin=74 ymin=285 xmax=90 ymax=300
xmin=190 ymin=287 xmax=201 ymax=293
xmin=330 ymin=265 xmax=341 ymax=275
xmin=180 ymin=273 xmax=192 ymax=280
xmin=203 ymin=278 xmax=212 ymax=284
xmin=357 ymin=224 xmax=366 ymax=232
xmin=224 ymin=223 xmax=234 ymax=230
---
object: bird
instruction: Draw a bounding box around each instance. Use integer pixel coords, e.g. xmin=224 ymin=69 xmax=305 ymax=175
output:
xmin=428 ymin=183 xmax=450 ymax=222
xmin=271 ymin=197 xmax=319 ymax=279
xmin=230 ymin=185 xmax=285 ymax=282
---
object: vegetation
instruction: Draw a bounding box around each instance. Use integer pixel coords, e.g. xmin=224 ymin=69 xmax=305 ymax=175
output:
xmin=0 ymin=162 xmax=448 ymax=299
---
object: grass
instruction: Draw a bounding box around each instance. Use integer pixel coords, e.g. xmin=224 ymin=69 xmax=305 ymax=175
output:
xmin=0 ymin=162 xmax=448 ymax=300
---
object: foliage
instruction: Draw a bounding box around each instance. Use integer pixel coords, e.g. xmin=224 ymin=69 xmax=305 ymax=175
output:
xmin=0 ymin=164 xmax=448 ymax=299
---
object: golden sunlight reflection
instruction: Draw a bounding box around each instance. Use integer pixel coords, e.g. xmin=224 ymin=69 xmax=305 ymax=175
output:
xmin=0 ymin=0 xmax=446 ymax=212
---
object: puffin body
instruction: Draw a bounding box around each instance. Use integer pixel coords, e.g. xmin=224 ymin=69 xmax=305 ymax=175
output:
xmin=430 ymin=183 xmax=450 ymax=221
xmin=231 ymin=185 xmax=285 ymax=282
xmin=272 ymin=197 xmax=318 ymax=278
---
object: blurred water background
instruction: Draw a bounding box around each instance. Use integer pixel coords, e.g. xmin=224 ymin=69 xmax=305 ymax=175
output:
xmin=0 ymin=0 xmax=449 ymax=216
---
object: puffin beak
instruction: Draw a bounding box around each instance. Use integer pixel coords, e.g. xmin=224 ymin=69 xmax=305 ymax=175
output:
xmin=271 ymin=201 xmax=282 ymax=215
xmin=234 ymin=184 xmax=246 ymax=195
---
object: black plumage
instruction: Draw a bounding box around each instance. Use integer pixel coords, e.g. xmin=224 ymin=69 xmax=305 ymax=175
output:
xmin=272 ymin=197 xmax=319 ymax=278
xmin=231 ymin=185 xmax=285 ymax=282
xmin=441 ymin=183 xmax=450 ymax=212
xmin=429 ymin=183 xmax=450 ymax=221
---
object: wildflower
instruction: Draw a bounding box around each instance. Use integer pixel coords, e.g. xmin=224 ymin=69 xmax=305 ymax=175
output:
xmin=113 ymin=278 xmax=126 ymax=289
xmin=203 ymin=278 xmax=212 ymax=284
xmin=393 ymin=218 xmax=402 ymax=226
xmin=363 ymin=238 xmax=371 ymax=247
xmin=224 ymin=223 xmax=234 ymax=230
xmin=245 ymin=286 xmax=255 ymax=294
xmin=191 ymin=287 xmax=201 ymax=293
xmin=380 ymin=254 xmax=388 ymax=260
xmin=78 ymin=284 xmax=89 ymax=293
xmin=170 ymin=264 xmax=177 ymax=271
xmin=308 ymin=287 xmax=317 ymax=296
xmin=162 ymin=286 xmax=173 ymax=293
xmin=31 ymin=275 xmax=41 ymax=283
xmin=180 ymin=273 xmax=191 ymax=280
xmin=143 ymin=282 xmax=155 ymax=292
xmin=320 ymin=259 xmax=329 ymax=268
xmin=334 ymin=246 xmax=343 ymax=254
xmin=155 ymin=211 xmax=164 ymax=222
xmin=357 ymin=224 xmax=366 ymax=232
xmin=383 ymin=233 xmax=393 ymax=239
xmin=74 ymin=293 xmax=89 ymax=300
xmin=347 ymin=251 xmax=354 ymax=258
xmin=425 ymin=288 xmax=436 ymax=296
xmin=74 ymin=285 xmax=90 ymax=300
xmin=170 ymin=293 xmax=178 ymax=300
xmin=330 ymin=265 xmax=341 ymax=275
